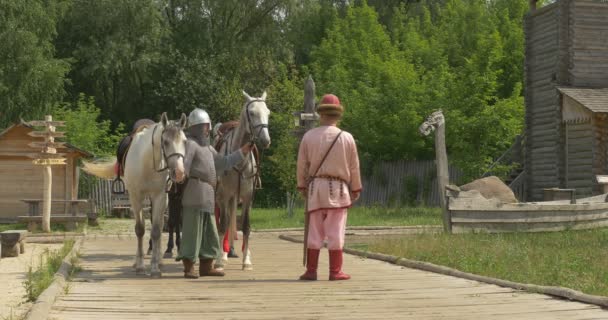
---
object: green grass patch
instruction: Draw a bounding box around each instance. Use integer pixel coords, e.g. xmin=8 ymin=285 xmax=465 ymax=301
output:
xmin=23 ymin=240 xmax=76 ymax=302
xmin=85 ymin=207 xmax=441 ymax=233
xmin=251 ymin=207 xmax=441 ymax=229
xmin=0 ymin=223 xmax=27 ymax=232
xmin=0 ymin=222 xmax=85 ymax=234
xmin=358 ymin=229 xmax=608 ymax=296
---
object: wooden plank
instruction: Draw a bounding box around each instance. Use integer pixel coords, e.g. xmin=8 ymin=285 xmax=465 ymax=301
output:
xmin=47 ymin=236 xmax=608 ymax=319
xmin=27 ymin=131 xmax=65 ymax=138
xmin=25 ymin=120 xmax=66 ymax=127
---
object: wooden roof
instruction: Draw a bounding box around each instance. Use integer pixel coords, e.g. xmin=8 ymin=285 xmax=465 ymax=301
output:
xmin=0 ymin=122 xmax=94 ymax=158
xmin=558 ymin=87 xmax=608 ymax=113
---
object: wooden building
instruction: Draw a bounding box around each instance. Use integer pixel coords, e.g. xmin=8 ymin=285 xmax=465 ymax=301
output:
xmin=524 ymin=0 xmax=608 ymax=200
xmin=0 ymin=122 xmax=92 ymax=222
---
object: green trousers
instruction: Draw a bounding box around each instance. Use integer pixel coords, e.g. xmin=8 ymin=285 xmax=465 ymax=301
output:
xmin=176 ymin=207 xmax=221 ymax=261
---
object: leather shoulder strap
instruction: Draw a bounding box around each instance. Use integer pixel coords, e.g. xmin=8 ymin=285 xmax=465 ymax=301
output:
xmin=309 ymin=131 xmax=343 ymax=180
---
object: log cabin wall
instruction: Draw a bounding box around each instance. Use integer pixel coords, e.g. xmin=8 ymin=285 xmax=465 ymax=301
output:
xmin=565 ymin=120 xmax=593 ymax=196
xmin=524 ymin=3 xmax=561 ymax=201
xmin=569 ymin=0 xmax=608 ymax=87
xmin=592 ymin=114 xmax=608 ymax=194
xmin=525 ymin=0 xmax=608 ymax=200
xmin=0 ymin=124 xmax=90 ymax=222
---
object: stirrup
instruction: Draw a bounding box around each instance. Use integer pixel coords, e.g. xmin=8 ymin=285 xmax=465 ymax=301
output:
xmin=112 ymin=177 xmax=126 ymax=194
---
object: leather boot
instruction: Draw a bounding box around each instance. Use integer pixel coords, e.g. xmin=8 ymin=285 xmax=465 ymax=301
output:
xmin=182 ymin=259 xmax=198 ymax=279
xmin=329 ymin=250 xmax=350 ymax=281
xmin=299 ymin=249 xmax=320 ymax=281
xmin=200 ymin=258 xmax=225 ymax=276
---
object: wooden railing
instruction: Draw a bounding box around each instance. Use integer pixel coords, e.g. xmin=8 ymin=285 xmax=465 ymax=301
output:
xmin=509 ymin=170 xmax=526 ymax=202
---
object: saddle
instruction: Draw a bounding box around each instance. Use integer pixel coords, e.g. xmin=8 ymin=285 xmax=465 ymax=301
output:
xmin=213 ymin=121 xmax=240 ymax=151
xmin=214 ymin=120 xmax=262 ymax=189
xmin=113 ymin=121 xmax=154 ymax=194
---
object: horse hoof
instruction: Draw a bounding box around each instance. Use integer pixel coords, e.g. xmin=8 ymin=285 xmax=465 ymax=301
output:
xmin=136 ymin=268 xmax=146 ymax=275
xmin=242 ymin=264 xmax=253 ymax=271
xmin=150 ymin=271 xmax=162 ymax=278
xmin=163 ymin=252 xmax=173 ymax=259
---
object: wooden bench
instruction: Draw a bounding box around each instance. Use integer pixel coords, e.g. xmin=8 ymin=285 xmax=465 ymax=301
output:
xmin=18 ymin=199 xmax=89 ymax=231
xmin=1 ymin=230 xmax=28 ymax=258
xmin=111 ymin=192 xmax=151 ymax=218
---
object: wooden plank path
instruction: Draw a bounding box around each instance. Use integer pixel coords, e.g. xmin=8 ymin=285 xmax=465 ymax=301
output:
xmin=49 ymin=233 xmax=608 ymax=320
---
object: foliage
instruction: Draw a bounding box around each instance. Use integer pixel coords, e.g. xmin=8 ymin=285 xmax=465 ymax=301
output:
xmin=55 ymin=0 xmax=166 ymax=126
xmin=3 ymin=0 xmax=534 ymax=204
xmin=362 ymin=228 xmax=608 ymax=297
xmin=0 ymin=0 xmax=70 ymax=129
xmin=52 ymin=94 xmax=126 ymax=158
xmin=23 ymin=240 xmax=75 ymax=302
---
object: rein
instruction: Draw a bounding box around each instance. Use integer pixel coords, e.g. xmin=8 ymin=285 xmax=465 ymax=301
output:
xmin=151 ymin=123 xmax=185 ymax=173
xmin=222 ymin=99 xmax=268 ymax=202
xmin=245 ymin=99 xmax=269 ymax=145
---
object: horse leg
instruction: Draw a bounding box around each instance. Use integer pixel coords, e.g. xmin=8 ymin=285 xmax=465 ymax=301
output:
xmin=164 ymin=223 xmax=174 ymax=258
xmin=228 ymin=213 xmax=238 ymax=258
xmin=176 ymin=221 xmax=181 ymax=251
xmin=149 ymin=193 xmax=167 ymax=278
xmin=241 ymin=198 xmax=253 ymax=271
xmin=147 ymin=203 xmax=153 ymax=256
xmin=214 ymin=197 xmax=234 ymax=270
xmin=132 ymin=197 xmax=146 ymax=275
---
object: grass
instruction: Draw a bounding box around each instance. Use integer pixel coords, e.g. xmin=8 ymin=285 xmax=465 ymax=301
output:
xmin=356 ymin=228 xmax=608 ymax=297
xmin=85 ymin=207 xmax=442 ymax=233
xmin=250 ymin=206 xmax=442 ymax=229
xmin=0 ymin=223 xmax=27 ymax=232
xmin=0 ymin=222 xmax=85 ymax=234
xmin=23 ymin=239 xmax=76 ymax=302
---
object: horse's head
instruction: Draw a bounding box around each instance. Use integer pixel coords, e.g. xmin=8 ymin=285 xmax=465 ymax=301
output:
xmin=160 ymin=112 xmax=187 ymax=183
xmin=242 ymin=90 xmax=271 ymax=149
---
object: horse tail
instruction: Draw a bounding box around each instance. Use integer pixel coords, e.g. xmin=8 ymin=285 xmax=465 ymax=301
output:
xmin=82 ymin=158 xmax=117 ymax=180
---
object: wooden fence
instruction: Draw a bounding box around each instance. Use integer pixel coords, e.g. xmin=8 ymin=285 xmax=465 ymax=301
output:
xmin=80 ymin=161 xmax=464 ymax=210
xmin=78 ymin=173 xmax=113 ymax=215
xmin=358 ymin=160 xmax=464 ymax=207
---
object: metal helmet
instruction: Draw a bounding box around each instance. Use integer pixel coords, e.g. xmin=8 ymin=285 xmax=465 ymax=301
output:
xmin=188 ymin=108 xmax=211 ymax=128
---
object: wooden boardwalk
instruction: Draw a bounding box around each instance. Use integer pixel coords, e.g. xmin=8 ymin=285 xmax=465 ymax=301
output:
xmin=49 ymin=233 xmax=608 ymax=320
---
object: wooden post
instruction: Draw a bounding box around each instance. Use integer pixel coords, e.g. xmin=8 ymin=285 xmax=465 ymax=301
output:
xmin=435 ymin=118 xmax=451 ymax=233
xmin=26 ymin=116 xmax=66 ymax=232
xmin=295 ymin=75 xmax=318 ymax=266
xmin=529 ymin=0 xmax=537 ymax=12
xmin=419 ymin=110 xmax=451 ymax=233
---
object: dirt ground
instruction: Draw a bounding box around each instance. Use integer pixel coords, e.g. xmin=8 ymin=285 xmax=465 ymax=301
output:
xmin=0 ymin=242 xmax=62 ymax=320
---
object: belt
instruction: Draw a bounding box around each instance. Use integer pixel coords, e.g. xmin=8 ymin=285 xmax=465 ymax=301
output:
xmin=313 ymin=175 xmax=347 ymax=183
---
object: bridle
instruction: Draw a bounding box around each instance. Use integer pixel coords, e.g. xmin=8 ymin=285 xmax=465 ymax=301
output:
xmin=151 ymin=123 xmax=185 ymax=174
xmin=245 ymin=99 xmax=269 ymax=144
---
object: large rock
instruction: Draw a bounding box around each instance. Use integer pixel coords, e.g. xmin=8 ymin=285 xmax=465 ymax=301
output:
xmin=459 ymin=176 xmax=518 ymax=204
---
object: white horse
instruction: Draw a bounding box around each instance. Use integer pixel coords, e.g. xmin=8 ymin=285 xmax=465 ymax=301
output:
xmin=83 ymin=113 xmax=187 ymax=278
xmin=215 ymin=91 xmax=271 ymax=270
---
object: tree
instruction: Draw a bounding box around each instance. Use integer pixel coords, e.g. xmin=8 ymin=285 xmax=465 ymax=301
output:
xmin=53 ymin=94 xmax=125 ymax=158
xmin=55 ymin=0 xmax=165 ymax=125
xmin=311 ymin=2 xmax=426 ymax=166
xmin=0 ymin=0 xmax=70 ymax=129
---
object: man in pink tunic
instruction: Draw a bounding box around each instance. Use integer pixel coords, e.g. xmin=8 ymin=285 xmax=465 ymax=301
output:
xmin=297 ymin=93 xmax=362 ymax=281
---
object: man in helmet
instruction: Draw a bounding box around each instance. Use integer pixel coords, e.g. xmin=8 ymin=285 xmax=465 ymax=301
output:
xmin=176 ymin=108 xmax=254 ymax=279
xmin=296 ymin=94 xmax=362 ymax=281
